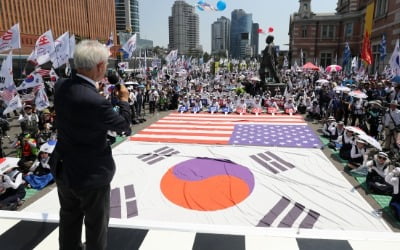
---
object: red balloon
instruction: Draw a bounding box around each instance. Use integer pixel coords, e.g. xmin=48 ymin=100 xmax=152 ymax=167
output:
xmin=268 ymin=27 xmax=274 ymax=33
xmin=257 ymin=28 xmax=264 ymax=34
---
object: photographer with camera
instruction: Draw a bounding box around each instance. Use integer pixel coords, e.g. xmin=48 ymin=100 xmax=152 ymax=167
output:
xmin=383 ymin=100 xmax=400 ymax=151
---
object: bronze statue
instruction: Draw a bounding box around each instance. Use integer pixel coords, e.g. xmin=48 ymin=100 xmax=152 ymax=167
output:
xmin=259 ymin=35 xmax=280 ymax=83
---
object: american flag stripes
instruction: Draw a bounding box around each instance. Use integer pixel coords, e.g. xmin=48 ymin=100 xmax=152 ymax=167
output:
xmin=130 ymin=113 xmax=322 ymax=148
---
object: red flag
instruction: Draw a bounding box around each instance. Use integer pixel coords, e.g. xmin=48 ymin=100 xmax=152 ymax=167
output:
xmin=361 ymin=31 xmax=373 ymax=65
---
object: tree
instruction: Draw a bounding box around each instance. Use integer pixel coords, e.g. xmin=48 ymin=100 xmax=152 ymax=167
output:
xmin=203 ymin=52 xmax=211 ymax=63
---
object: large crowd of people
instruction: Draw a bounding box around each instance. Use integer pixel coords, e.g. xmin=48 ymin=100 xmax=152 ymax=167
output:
xmin=1 ymin=53 xmax=400 ymax=220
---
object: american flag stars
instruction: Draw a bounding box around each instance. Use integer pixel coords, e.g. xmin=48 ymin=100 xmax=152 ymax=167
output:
xmin=229 ymin=124 xmax=323 ymax=148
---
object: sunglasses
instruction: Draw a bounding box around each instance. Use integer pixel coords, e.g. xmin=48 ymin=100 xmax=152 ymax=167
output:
xmin=377 ymin=156 xmax=387 ymax=160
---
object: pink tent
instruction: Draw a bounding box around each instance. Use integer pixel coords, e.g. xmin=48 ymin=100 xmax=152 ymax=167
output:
xmin=302 ymin=62 xmax=319 ymax=71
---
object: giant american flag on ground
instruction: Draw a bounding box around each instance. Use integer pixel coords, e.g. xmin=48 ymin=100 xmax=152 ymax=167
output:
xmin=130 ymin=113 xmax=323 ymax=148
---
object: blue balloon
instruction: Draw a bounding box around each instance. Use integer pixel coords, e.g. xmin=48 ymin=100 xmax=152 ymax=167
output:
xmin=197 ymin=0 xmax=205 ymax=5
xmin=216 ymin=1 xmax=226 ymax=11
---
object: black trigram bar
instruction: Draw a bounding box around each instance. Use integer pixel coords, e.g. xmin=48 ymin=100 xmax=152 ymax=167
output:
xmin=110 ymin=184 xmax=139 ymax=219
xmin=137 ymin=146 xmax=180 ymax=165
xmin=250 ymin=151 xmax=295 ymax=174
xmin=257 ymin=197 xmax=320 ymax=229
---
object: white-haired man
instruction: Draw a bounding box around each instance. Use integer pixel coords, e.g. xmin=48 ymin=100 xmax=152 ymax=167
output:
xmin=51 ymin=40 xmax=131 ymax=250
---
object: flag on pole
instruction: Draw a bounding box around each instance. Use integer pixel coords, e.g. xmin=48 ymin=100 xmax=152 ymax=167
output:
xmin=0 ymin=23 xmax=21 ymax=52
xmin=51 ymin=32 xmax=70 ymax=69
xmin=379 ymin=34 xmax=387 ymax=61
xmin=300 ymin=49 xmax=304 ymax=66
xmin=0 ymin=52 xmax=14 ymax=90
xmin=16 ymin=73 xmax=43 ymax=91
xmin=49 ymin=68 xmax=59 ymax=87
xmin=121 ymin=33 xmax=137 ymax=58
xmin=35 ymin=68 xmax=50 ymax=77
xmin=342 ymin=42 xmax=351 ymax=66
xmin=3 ymin=94 xmax=22 ymax=115
xmin=106 ymin=32 xmax=114 ymax=48
xmin=389 ymin=39 xmax=400 ymax=76
xmin=69 ymin=34 xmax=76 ymax=58
xmin=35 ymin=86 xmax=50 ymax=111
xmin=351 ymin=56 xmax=359 ymax=71
xmin=166 ymin=50 xmax=178 ymax=63
xmin=29 ymin=30 xmax=55 ymax=65
xmin=361 ymin=2 xmax=375 ymax=65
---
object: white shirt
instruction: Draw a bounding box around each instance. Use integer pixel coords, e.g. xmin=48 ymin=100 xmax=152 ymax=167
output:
xmin=384 ymin=108 xmax=400 ymax=128
xmin=1 ymin=170 xmax=23 ymax=189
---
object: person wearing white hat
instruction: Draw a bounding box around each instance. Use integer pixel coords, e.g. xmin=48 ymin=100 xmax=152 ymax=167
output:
xmin=366 ymin=152 xmax=393 ymax=195
xmin=347 ymin=138 xmax=367 ymax=169
xmin=383 ymin=100 xmax=400 ymax=150
xmin=322 ymin=116 xmax=336 ymax=139
xmin=338 ymin=128 xmax=355 ymax=160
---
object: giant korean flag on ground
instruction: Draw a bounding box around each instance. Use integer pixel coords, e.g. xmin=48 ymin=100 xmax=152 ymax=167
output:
xmin=20 ymin=141 xmax=389 ymax=232
xmin=1 ymin=112 xmax=396 ymax=248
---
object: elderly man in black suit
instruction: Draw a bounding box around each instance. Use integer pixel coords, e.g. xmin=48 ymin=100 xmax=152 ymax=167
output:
xmin=51 ymin=40 xmax=131 ymax=250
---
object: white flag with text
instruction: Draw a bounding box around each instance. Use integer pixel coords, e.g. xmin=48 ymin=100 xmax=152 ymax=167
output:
xmin=51 ymin=32 xmax=70 ymax=68
xmin=30 ymin=30 xmax=55 ymax=65
xmin=35 ymin=86 xmax=50 ymax=111
xmin=3 ymin=94 xmax=22 ymax=115
xmin=0 ymin=23 xmax=21 ymax=52
xmin=122 ymin=34 xmax=137 ymax=58
xmin=0 ymin=52 xmax=14 ymax=90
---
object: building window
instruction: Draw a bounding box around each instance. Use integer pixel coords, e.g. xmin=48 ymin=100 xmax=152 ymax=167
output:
xmin=320 ymin=52 xmax=332 ymax=68
xmin=344 ymin=23 xmax=353 ymax=38
xmin=302 ymin=25 xmax=307 ymax=38
xmin=375 ymin=0 xmax=388 ymax=18
xmin=321 ymin=25 xmax=335 ymax=39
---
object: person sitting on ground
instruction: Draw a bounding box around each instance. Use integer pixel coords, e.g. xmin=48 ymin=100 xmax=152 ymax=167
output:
xmin=24 ymin=150 xmax=54 ymax=190
xmin=338 ymin=128 xmax=355 ymax=160
xmin=38 ymin=109 xmax=54 ymax=132
xmin=191 ymin=96 xmax=203 ymax=113
xmin=223 ymin=98 xmax=234 ymax=113
xmin=347 ymin=139 xmax=368 ymax=169
xmin=307 ymin=100 xmax=321 ymax=120
xmin=16 ymin=133 xmax=38 ymax=174
xmin=0 ymin=167 xmax=26 ymax=210
xmin=177 ymin=96 xmax=190 ymax=112
xmin=331 ymin=121 xmax=345 ymax=141
xmin=366 ymin=152 xmax=393 ymax=195
xmin=322 ymin=116 xmax=337 ymax=139
xmin=251 ymin=95 xmax=263 ymax=114
xmin=236 ymin=98 xmax=247 ymax=114
xmin=284 ymin=98 xmax=297 ymax=115
xmin=265 ymin=96 xmax=279 ymax=115
xmin=208 ymin=97 xmax=220 ymax=113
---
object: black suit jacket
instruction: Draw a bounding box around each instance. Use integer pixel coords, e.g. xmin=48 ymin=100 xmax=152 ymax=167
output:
xmin=52 ymin=75 xmax=131 ymax=190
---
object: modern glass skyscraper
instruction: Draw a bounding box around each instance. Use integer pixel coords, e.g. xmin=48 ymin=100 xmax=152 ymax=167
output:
xmin=211 ymin=16 xmax=231 ymax=56
xmin=168 ymin=0 xmax=201 ymax=55
xmin=230 ymin=9 xmax=253 ymax=59
xmin=115 ymin=0 xmax=140 ymax=34
xmin=251 ymin=23 xmax=260 ymax=57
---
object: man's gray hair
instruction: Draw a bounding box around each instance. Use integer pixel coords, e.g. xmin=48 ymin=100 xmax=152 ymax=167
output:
xmin=74 ymin=40 xmax=109 ymax=71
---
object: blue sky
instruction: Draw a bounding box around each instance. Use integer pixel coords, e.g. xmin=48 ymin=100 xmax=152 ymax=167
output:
xmin=139 ymin=0 xmax=338 ymax=53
